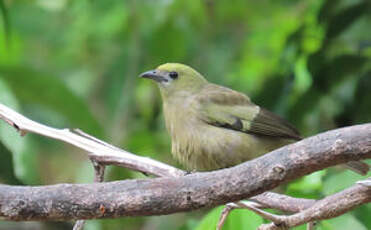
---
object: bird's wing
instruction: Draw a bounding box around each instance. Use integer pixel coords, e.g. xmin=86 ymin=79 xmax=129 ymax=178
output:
xmin=197 ymin=84 xmax=301 ymax=140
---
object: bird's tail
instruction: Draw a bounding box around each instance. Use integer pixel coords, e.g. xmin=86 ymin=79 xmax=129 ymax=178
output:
xmin=345 ymin=161 xmax=369 ymax=175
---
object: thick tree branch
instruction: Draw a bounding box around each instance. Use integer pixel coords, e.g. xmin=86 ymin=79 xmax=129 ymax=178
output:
xmin=0 ymin=104 xmax=370 ymax=225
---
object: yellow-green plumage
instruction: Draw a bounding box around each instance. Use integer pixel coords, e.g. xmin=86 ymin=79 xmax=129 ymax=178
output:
xmin=161 ymin=83 xmax=298 ymax=171
xmin=140 ymin=63 xmax=369 ymax=174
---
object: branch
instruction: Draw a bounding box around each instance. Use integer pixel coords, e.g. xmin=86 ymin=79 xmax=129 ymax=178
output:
xmin=0 ymin=104 xmax=370 ymax=223
xmin=249 ymin=192 xmax=315 ymax=213
xmin=257 ymin=179 xmax=371 ymax=230
xmin=0 ymin=104 xmax=184 ymax=177
xmin=218 ymin=178 xmax=371 ymax=230
xmin=217 ymin=191 xmax=318 ymax=229
xmin=73 ymin=159 xmax=106 ymax=230
xmin=0 ymin=103 xmax=315 ymax=215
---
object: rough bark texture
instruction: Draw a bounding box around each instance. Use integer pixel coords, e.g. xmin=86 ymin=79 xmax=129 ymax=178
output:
xmin=0 ymin=124 xmax=370 ymax=221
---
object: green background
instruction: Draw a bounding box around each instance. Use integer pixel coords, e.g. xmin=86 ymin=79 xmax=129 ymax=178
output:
xmin=0 ymin=0 xmax=370 ymax=229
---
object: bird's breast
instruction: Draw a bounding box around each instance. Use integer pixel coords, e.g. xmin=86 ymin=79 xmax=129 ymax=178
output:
xmin=165 ymin=108 xmax=252 ymax=171
xmin=163 ymin=99 xmax=289 ymax=171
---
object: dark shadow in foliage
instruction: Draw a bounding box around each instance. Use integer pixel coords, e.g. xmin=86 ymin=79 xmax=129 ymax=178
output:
xmin=352 ymin=71 xmax=371 ymax=124
xmin=312 ymin=55 xmax=368 ymax=91
xmin=0 ymin=142 xmax=23 ymax=185
xmin=287 ymin=0 xmax=370 ymax=126
xmin=325 ymin=1 xmax=370 ymax=41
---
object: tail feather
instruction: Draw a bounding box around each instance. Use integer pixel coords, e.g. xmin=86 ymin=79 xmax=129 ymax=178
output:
xmin=345 ymin=161 xmax=369 ymax=175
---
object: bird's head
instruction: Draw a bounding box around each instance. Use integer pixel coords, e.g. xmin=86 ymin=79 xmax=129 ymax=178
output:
xmin=139 ymin=63 xmax=207 ymax=99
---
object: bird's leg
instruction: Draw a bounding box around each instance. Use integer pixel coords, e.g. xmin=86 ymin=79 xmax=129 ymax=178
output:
xmin=185 ymin=169 xmax=197 ymax=175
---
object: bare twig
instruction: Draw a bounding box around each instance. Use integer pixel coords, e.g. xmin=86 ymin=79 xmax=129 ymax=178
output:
xmin=217 ymin=203 xmax=239 ymax=230
xmin=73 ymin=158 xmax=106 ymax=230
xmin=90 ymin=159 xmax=106 ymax=183
xmin=217 ymin=201 xmax=266 ymax=230
xmin=218 ymin=180 xmax=370 ymax=230
xmin=257 ymin=181 xmax=371 ymax=230
xmin=235 ymin=201 xmax=284 ymax=223
xmin=72 ymin=220 xmax=85 ymax=230
xmin=306 ymin=221 xmax=317 ymax=230
xmin=218 ymin=192 xmax=319 ymax=230
xmin=249 ymin=192 xmax=315 ymax=213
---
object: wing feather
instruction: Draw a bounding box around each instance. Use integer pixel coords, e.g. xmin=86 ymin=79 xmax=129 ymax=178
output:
xmin=198 ymin=84 xmax=301 ymax=140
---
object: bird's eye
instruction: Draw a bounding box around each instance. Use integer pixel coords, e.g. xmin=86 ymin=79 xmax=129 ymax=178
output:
xmin=169 ymin=71 xmax=178 ymax=79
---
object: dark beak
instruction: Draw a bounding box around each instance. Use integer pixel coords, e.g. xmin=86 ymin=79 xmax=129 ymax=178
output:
xmin=139 ymin=70 xmax=168 ymax=83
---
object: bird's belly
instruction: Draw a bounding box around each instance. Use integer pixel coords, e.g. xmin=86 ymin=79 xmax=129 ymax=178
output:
xmin=172 ymin=125 xmax=290 ymax=171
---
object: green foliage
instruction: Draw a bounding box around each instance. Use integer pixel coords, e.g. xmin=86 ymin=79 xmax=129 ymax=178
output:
xmin=287 ymin=170 xmax=327 ymax=196
xmin=195 ymin=206 xmax=263 ymax=230
xmin=0 ymin=0 xmax=370 ymax=229
xmin=321 ymin=213 xmax=368 ymax=230
xmin=323 ymin=168 xmax=371 ymax=195
xmin=0 ymin=66 xmax=104 ymax=137
xmin=0 ymin=79 xmax=39 ymax=184
xmin=0 ymin=141 xmax=20 ymax=184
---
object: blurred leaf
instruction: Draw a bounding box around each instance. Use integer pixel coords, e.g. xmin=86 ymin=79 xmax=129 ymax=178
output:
xmin=323 ymin=170 xmax=369 ymax=196
xmin=0 ymin=66 xmax=104 ymax=137
xmin=318 ymin=0 xmax=340 ymax=23
xmin=289 ymin=53 xmax=368 ymax=128
xmin=288 ymin=88 xmax=322 ymax=127
xmin=195 ymin=206 xmax=263 ymax=230
xmin=93 ymin=2 xmax=128 ymax=39
xmin=195 ymin=206 xmax=224 ymax=230
xmin=0 ymin=0 xmax=10 ymax=48
xmin=291 ymin=224 xmax=307 ymax=230
xmin=179 ymin=219 xmax=199 ymax=230
xmin=135 ymin=81 xmax=161 ymax=124
xmin=293 ymin=56 xmax=312 ymax=95
xmin=147 ymin=21 xmax=187 ymax=64
xmin=354 ymin=204 xmax=371 ymax=229
xmin=0 ymin=141 xmax=21 ymax=184
xmin=321 ymin=213 xmax=367 ymax=230
xmin=0 ymin=3 xmax=22 ymax=66
xmin=288 ymin=170 xmax=326 ymax=194
xmin=314 ymin=55 xmax=368 ymax=91
xmin=222 ymin=208 xmax=263 ymax=230
xmin=84 ymin=220 xmax=102 ymax=230
xmin=326 ymin=1 xmax=369 ymax=40
xmin=353 ymin=71 xmax=371 ymax=123
xmin=0 ymin=78 xmax=39 ymax=184
xmin=252 ymin=74 xmax=291 ymax=114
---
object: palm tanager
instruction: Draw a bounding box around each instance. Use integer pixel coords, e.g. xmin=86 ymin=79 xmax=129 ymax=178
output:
xmin=140 ymin=63 xmax=369 ymax=174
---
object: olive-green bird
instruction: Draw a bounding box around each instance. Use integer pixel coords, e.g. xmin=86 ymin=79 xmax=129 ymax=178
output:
xmin=140 ymin=63 xmax=369 ymax=174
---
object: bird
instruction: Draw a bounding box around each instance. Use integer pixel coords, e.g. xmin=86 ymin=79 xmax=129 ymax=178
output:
xmin=139 ymin=63 xmax=369 ymax=174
